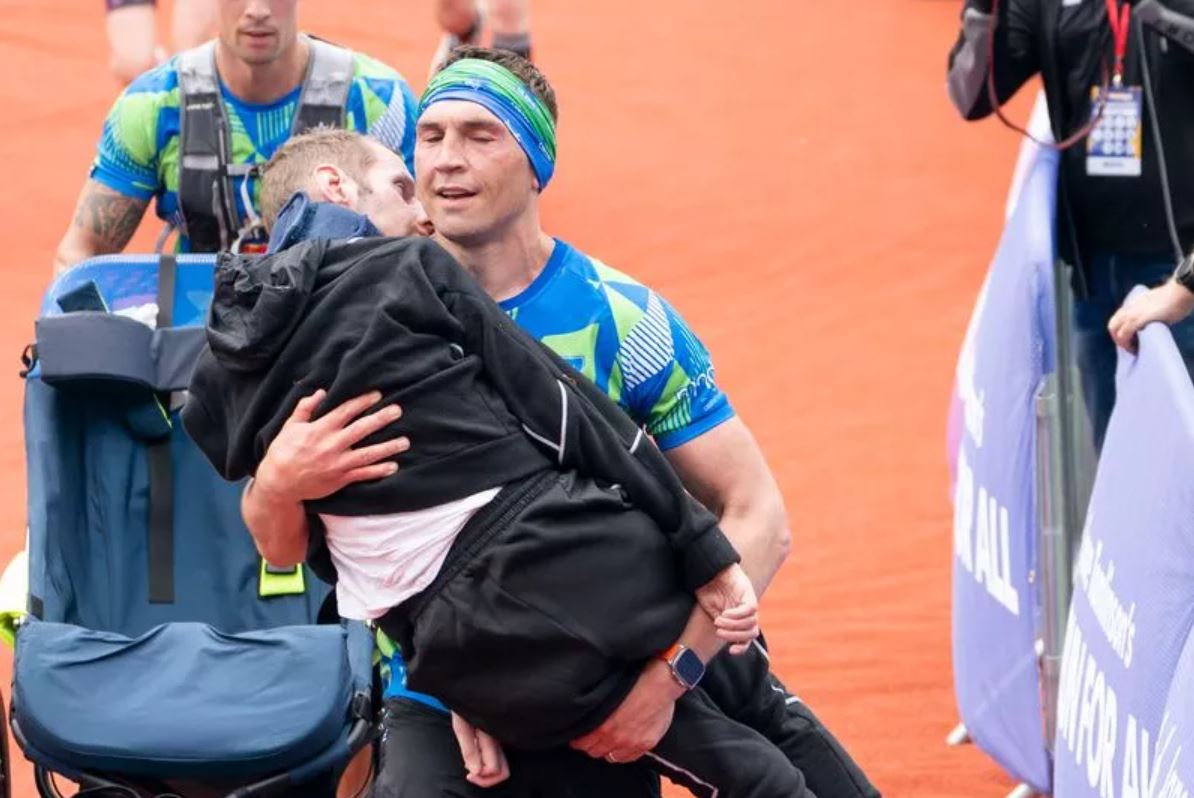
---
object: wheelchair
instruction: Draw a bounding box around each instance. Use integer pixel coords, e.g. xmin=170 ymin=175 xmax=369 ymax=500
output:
xmin=3 ymin=255 xmax=374 ymax=798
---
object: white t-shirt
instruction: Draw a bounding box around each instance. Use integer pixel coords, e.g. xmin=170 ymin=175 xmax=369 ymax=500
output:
xmin=319 ymin=488 xmax=501 ymax=620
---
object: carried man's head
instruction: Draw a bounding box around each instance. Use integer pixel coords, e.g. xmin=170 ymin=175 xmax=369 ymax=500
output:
xmin=260 ymin=129 xmax=428 ymax=237
xmin=416 ymin=47 xmax=558 ymax=245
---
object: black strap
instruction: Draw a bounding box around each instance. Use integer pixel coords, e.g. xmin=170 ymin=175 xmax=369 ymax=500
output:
xmin=293 ymin=37 xmax=353 ymax=134
xmin=316 ymin=589 xmax=340 ymax=626
xmin=147 ymin=253 xmax=178 ymax=604
xmin=157 ymin=254 xmax=176 ymax=328
xmin=294 ymin=103 xmax=344 ymax=133
xmin=177 ymin=43 xmax=239 ymax=252
xmin=18 ymin=343 xmax=37 ymax=378
xmin=146 ymin=440 xmax=174 ymax=604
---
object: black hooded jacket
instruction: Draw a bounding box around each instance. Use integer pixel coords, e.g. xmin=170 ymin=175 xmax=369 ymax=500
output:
xmin=182 ymin=201 xmax=738 ymax=591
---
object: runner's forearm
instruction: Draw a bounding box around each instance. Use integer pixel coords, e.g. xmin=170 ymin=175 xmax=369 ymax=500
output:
xmin=718 ymin=488 xmax=789 ymax=598
xmin=242 ymin=478 xmax=310 ymax=567
xmin=676 ymin=602 xmax=729 ymax=664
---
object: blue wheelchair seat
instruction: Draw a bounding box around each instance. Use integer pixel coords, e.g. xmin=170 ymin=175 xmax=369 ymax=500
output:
xmin=15 ymin=621 xmax=368 ymax=780
xmin=11 ymin=255 xmax=373 ymax=796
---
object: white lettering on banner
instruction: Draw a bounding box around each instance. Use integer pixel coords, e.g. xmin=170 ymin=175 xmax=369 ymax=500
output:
xmin=1057 ymin=613 xmax=1118 ymax=798
xmin=1058 ymin=616 xmax=1115 ymax=796
xmin=1154 ymin=714 xmax=1191 ymax=798
xmin=1075 ymin=534 xmax=1138 ymax=670
xmin=951 ymin=278 xmax=1021 ymax=615
xmin=1057 ymin=610 xmax=1190 ymax=797
xmin=957 ymin=278 xmax=988 ymax=450
xmin=954 ymin=450 xmax=974 ymax=573
xmin=952 ymin=449 xmax=1021 ymax=615
xmin=1059 ymin=613 xmax=1084 ymax=754
xmin=1122 ymin=714 xmax=1157 ymax=798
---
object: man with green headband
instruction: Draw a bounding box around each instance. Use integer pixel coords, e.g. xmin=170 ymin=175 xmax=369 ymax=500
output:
xmin=243 ymin=47 xmax=879 ymax=798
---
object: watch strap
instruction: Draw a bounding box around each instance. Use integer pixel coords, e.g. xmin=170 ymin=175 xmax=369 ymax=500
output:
xmin=1177 ymin=254 xmax=1194 ymax=292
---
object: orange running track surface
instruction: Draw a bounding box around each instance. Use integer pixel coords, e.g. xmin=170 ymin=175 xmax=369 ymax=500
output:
xmin=0 ymin=1 xmax=1040 ymax=795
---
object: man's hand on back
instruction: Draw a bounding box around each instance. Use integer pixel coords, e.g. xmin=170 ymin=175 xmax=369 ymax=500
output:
xmin=244 ymin=389 xmax=410 ymax=566
xmin=569 ymin=659 xmax=683 ymax=764
xmin=254 ymin=389 xmax=410 ymax=503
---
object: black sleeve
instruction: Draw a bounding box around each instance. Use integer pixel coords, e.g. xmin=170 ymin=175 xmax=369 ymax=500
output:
xmin=428 ymin=255 xmax=739 ymax=591
xmin=304 ymin=513 xmax=339 ymax=586
xmin=181 ymin=348 xmax=239 ymax=480
xmin=947 ymin=0 xmax=1041 ymax=120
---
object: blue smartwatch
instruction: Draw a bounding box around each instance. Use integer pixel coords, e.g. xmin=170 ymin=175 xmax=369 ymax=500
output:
xmin=659 ymin=643 xmax=705 ymax=690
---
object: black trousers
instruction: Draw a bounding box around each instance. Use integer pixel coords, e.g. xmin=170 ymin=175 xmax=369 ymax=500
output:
xmin=700 ymin=639 xmax=880 ymax=798
xmin=372 ymin=662 xmax=881 ymax=798
xmin=374 ymin=689 xmax=813 ymax=798
xmin=374 ymin=697 xmax=663 ymax=798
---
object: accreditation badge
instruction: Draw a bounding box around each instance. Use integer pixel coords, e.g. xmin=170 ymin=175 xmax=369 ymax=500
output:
xmin=1086 ymin=85 xmax=1143 ymax=178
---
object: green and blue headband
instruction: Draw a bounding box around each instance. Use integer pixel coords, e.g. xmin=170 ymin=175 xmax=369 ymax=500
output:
xmin=420 ymin=58 xmax=557 ymax=190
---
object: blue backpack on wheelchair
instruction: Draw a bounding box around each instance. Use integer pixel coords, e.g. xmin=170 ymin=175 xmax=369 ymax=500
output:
xmin=9 ymin=255 xmax=374 ymax=798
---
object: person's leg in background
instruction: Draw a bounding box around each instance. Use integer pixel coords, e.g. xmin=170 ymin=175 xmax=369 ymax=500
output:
xmin=487 ymin=0 xmax=532 ymax=61
xmin=171 ymin=0 xmax=217 ymax=53
xmin=699 ymin=638 xmax=881 ymax=798
xmin=429 ymin=0 xmax=532 ymax=77
xmin=1072 ymin=254 xmax=1120 ymax=452
xmin=429 ymin=0 xmax=485 ymax=78
xmin=105 ymin=0 xmax=161 ymax=85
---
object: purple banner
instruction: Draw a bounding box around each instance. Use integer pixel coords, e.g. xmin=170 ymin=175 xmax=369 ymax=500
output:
xmin=949 ymin=140 xmax=1057 ymax=791
xmin=1054 ymin=307 xmax=1194 ymax=798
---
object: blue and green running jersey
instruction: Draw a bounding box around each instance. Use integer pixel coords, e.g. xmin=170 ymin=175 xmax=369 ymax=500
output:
xmin=501 ymin=239 xmax=734 ymax=450
xmin=380 ymin=238 xmax=735 ymax=708
xmin=91 ymin=49 xmax=418 ymax=252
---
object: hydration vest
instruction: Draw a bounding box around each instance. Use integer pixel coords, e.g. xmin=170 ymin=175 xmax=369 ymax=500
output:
xmin=176 ymin=36 xmax=354 ymax=253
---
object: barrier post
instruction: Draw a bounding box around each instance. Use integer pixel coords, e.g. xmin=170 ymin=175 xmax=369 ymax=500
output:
xmin=1034 ymin=368 xmax=1065 ymax=752
xmin=1035 ymin=260 xmax=1097 ymax=761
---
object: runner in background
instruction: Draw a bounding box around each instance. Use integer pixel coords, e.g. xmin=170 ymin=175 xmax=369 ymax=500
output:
xmin=56 ymin=0 xmax=417 ymax=273
xmin=428 ymin=0 xmax=531 ymax=77
xmin=106 ymin=0 xmax=217 ymax=85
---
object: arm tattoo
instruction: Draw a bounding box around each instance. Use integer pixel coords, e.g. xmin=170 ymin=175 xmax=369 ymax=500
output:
xmin=72 ymin=186 xmax=147 ymax=252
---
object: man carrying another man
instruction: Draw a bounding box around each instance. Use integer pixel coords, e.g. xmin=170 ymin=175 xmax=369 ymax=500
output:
xmin=243 ymin=47 xmax=879 ymax=798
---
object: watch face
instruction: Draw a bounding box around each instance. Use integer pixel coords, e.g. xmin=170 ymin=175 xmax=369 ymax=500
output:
xmin=673 ymin=649 xmax=706 ymax=688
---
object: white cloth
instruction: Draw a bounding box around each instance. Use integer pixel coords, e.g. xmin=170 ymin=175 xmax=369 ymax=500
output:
xmin=113 ymin=302 xmax=159 ymax=328
xmin=320 ymin=488 xmax=501 ymax=621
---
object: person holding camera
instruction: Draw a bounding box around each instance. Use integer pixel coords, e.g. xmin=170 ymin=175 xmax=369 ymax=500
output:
xmin=947 ymin=0 xmax=1194 ymax=449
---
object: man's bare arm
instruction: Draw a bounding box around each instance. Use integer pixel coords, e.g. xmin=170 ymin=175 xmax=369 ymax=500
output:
xmin=53 ymin=180 xmax=149 ymax=274
xmin=665 ymin=417 xmax=792 ymax=597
